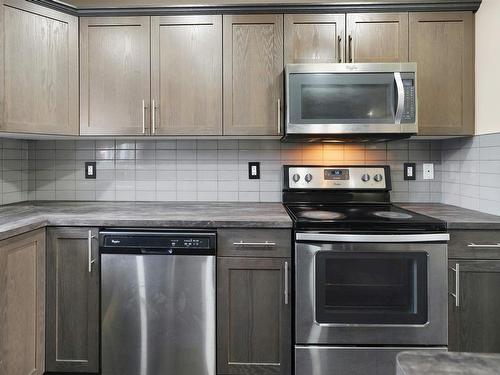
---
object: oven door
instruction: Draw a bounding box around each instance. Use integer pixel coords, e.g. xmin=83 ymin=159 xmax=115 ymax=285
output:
xmin=295 ymin=233 xmax=448 ymax=346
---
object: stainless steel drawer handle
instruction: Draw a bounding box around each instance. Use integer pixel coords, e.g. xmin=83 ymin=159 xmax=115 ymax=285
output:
xmin=233 ymin=241 xmax=276 ymax=247
xmin=450 ymin=263 xmax=460 ymax=308
xmin=88 ymin=230 xmax=97 ymax=273
xmin=468 ymin=243 xmax=500 ymax=248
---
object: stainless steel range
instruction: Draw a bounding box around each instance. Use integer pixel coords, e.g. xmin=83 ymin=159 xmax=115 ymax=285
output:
xmin=282 ymin=165 xmax=449 ymax=375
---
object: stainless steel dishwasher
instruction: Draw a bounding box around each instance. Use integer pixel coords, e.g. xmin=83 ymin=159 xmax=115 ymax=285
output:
xmin=100 ymin=229 xmax=216 ymax=375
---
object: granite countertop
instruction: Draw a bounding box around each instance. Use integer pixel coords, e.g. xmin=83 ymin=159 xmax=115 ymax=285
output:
xmin=0 ymin=201 xmax=292 ymax=241
xmin=397 ymin=203 xmax=500 ymax=230
xmin=397 ymin=351 xmax=500 ymax=375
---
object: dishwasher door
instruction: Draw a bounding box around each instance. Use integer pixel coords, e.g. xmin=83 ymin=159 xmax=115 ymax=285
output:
xmin=101 ymin=253 xmax=215 ymax=375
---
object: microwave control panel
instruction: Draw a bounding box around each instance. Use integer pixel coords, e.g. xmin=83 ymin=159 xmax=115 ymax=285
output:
xmin=401 ymin=72 xmax=416 ymax=124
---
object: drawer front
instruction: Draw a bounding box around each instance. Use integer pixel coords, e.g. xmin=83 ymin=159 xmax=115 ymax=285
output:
xmin=218 ymin=229 xmax=291 ymax=257
xmin=449 ymin=230 xmax=500 ymax=259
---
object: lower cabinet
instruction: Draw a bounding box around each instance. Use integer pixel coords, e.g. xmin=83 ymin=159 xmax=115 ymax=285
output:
xmin=45 ymin=227 xmax=100 ymax=373
xmin=448 ymin=260 xmax=500 ymax=353
xmin=0 ymin=229 xmax=46 ymax=375
xmin=217 ymin=256 xmax=291 ymax=375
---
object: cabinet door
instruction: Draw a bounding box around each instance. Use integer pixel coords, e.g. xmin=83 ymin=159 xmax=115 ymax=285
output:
xmin=46 ymin=227 xmax=99 ymax=373
xmin=346 ymin=13 xmax=408 ymax=63
xmin=151 ymin=15 xmax=222 ymax=135
xmin=284 ymin=14 xmax=346 ymax=64
xmin=80 ymin=17 xmax=150 ymax=136
xmin=448 ymin=260 xmax=500 ymax=353
xmin=0 ymin=229 xmax=45 ymax=375
xmin=409 ymin=12 xmax=474 ymax=136
xmin=217 ymin=257 xmax=291 ymax=375
xmin=0 ymin=0 xmax=78 ymax=135
xmin=223 ymin=15 xmax=284 ymax=136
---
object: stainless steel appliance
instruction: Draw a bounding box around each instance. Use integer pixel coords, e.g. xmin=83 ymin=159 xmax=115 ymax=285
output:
xmin=282 ymin=166 xmax=448 ymax=375
xmin=100 ymin=229 xmax=216 ymax=375
xmin=284 ymin=63 xmax=417 ymax=142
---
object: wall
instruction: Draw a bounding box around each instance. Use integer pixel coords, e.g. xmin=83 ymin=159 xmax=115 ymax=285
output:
xmin=475 ymin=0 xmax=500 ymax=135
xmin=27 ymin=139 xmax=441 ymax=203
xmin=0 ymin=139 xmax=29 ymax=205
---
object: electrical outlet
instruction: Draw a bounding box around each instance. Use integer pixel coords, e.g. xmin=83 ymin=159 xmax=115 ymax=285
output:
xmin=248 ymin=162 xmax=260 ymax=180
xmin=423 ymin=163 xmax=434 ymax=180
xmin=404 ymin=163 xmax=416 ymax=181
xmin=85 ymin=162 xmax=96 ymax=179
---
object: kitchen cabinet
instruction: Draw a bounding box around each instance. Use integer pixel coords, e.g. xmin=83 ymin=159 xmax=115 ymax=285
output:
xmin=151 ymin=15 xmax=222 ymax=135
xmin=45 ymin=227 xmax=99 ymax=373
xmin=0 ymin=229 xmax=46 ymax=375
xmin=223 ymin=14 xmax=284 ymax=136
xmin=217 ymin=256 xmax=291 ymax=375
xmin=346 ymin=13 xmax=409 ymax=63
xmin=448 ymin=230 xmax=500 ymax=353
xmin=0 ymin=0 xmax=78 ymax=135
xmin=80 ymin=17 xmax=151 ymax=135
xmin=284 ymin=14 xmax=346 ymax=64
xmin=409 ymin=12 xmax=474 ymax=136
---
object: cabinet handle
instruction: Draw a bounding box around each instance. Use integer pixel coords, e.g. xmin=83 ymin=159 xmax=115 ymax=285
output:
xmin=277 ymin=99 xmax=281 ymax=134
xmin=142 ymin=100 xmax=147 ymax=135
xmin=468 ymin=243 xmax=500 ymax=248
xmin=337 ymin=35 xmax=342 ymax=63
xmin=233 ymin=241 xmax=276 ymax=247
xmin=284 ymin=261 xmax=289 ymax=305
xmin=152 ymin=99 xmax=156 ymax=135
xmin=348 ymin=35 xmax=353 ymax=63
xmin=88 ymin=230 xmax=96 ymax=273
xmin=450 ymin=263 xmax=460 ymax=308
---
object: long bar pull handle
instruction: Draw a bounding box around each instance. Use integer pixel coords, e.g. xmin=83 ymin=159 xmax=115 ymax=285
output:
xmin=151 ymin=99 xmax=156 ymax=135
xmin=277 ymin=99 xmax=281 ymax=134
xmin=284 ymin=261 xmax=289 ymax=305
xmin=337 ymin=35 xmax=342 ymax=63
xmin=142 ymin=100 xmax=146 ymax=134
xmin=233 ymin=241 xmax=276 ymax=247
xmin=450 ymin=263 xmax=460 ymax=308
xmin=468 ymin=243 xmax=500 ymax=248
xmin=88 ymin=230 xmax=96 ymax=273
xmin=348 ymin=35 xmax=353 ymax=63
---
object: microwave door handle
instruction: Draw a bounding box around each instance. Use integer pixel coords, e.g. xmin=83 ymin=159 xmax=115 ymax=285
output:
xmin=394 ymin=72 xmax=405 ymax=125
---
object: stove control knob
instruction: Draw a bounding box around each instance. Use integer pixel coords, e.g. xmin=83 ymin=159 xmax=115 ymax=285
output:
xmin=292 ymin=174 xmax=300 ymax=182
xmin=361 ymin=174 xmax=370 ymax=182
xmin=305 ymin=173 xmax=313 ymax=183
xmin=374 ymin=174 xmax=383 ymax=182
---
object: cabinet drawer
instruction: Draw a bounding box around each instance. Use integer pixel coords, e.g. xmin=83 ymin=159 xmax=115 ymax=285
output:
xmin=217 ymin=229 xmax=291 ymax=257
xmin=449 ymin=230 xmax=500 ymax=259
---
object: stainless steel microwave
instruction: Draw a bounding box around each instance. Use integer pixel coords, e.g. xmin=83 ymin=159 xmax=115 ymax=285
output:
xmin=284 ymin=63 xmax=417 ymax=142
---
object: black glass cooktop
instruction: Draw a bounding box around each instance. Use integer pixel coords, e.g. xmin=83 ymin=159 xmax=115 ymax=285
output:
xmin=284 ymin=203 xmax=447 ymax=232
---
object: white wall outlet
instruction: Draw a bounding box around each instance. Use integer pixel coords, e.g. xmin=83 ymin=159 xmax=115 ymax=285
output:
xmin=423 ymin=163 xmax=434 ymax=180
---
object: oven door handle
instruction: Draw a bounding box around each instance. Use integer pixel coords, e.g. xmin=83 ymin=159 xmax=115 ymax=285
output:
xmin=295 ymin=233 xmax=450 ymax=243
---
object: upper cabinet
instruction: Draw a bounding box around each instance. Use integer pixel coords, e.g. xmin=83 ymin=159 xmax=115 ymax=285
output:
xmin=223 ymin=14 xmax=284 ymax=136
xmin=151 ymin=15 xmax=222 ymax=135
xmin=346 ymin=13 xmax=409 ymax=63
xmin=0 ymin=0 xmax=78 ymax=135
xmin=80 ymin=17 xmax=151 ymax=136
xmin=409 ymin=12 xmax=474 ymax=136
xmin=284 ymin=14 xmax=346 ymax=64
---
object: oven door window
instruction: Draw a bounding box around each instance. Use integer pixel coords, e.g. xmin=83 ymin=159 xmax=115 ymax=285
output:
xmin=315 ymin=252 xmax=428 ymax=325
xmin=288 ymin=73 xmax=397 ymax=125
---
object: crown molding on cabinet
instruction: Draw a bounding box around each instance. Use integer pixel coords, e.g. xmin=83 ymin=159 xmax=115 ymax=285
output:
xmin=28 ymin=0 xmax=481 ymax=16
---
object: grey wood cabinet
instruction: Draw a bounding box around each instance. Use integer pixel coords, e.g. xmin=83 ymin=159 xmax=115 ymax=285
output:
xmin=409 ymin=12 xmax=474 ymax=136
xmin=284 ymin=14 xmax=346 ymax=64
xmin=0 ymin=229 xmax=46 ymax=375
xmin=80 ymin=16 xmax=151 ymax=136
xmin=217 ymin=256 xmax=291 ymax=375
xmin=45 ymin=227 xmax=99 ymax=373
xmin=0 ymin=0 xmax=78 ymax=135
xmin=223 ymin=14 xmax=284 ymax=136
xmin=151 ymin=15 xmax=223 ymax=135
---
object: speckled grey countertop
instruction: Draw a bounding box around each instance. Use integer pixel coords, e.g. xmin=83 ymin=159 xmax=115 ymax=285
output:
xmin=0 ymin=201 xmax=292 ymax=241
xmin=397 ymin=351 xmax=500 ymax=375
xmin=397 ymin=203 xmax=500 ymax=230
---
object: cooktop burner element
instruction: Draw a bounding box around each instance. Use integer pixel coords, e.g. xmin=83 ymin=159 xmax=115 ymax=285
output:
xmin=372 ymin=211 xmax=413 ymax=220
xmin=300 ymin=211 xmax=346 ymax=220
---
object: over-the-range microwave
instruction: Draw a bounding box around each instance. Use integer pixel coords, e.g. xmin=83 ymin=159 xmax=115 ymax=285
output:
xmin=283 ymin=63 xmax=417 ymax=142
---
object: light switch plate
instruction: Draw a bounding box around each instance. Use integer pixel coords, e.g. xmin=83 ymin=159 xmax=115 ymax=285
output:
xmin=404 ymin=163 xmax=416 ymax=181
xmin=248 ymin=162 xmax=260 ymax=179
xmin=423 ymin=163 xmax=434 ymax=180
xmin=85 ymin=162 xmax=96 ymax=179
